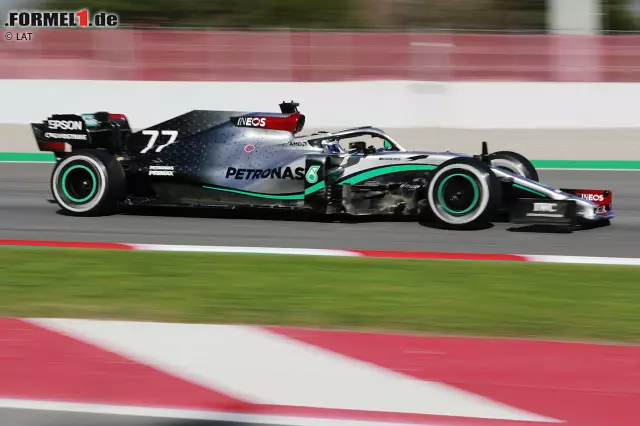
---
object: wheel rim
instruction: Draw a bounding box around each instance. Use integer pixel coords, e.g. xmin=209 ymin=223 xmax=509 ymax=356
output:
xmin=437 ymin=173 xmax=479 ymax=215
xmin=61 ymin=165 xmax=97 ymax=203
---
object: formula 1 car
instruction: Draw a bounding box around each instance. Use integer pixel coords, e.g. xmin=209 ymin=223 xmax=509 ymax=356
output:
xmin=31 ymin=102 xmax=613 ymax=230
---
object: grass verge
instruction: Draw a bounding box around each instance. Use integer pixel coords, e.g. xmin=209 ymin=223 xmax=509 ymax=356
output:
xmin=1 ymin=248 xmax=640 ymax=342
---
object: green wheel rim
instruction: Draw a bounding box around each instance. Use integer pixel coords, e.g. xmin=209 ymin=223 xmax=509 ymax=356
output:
xmin=437 ymin=173 xmax=480 ymax=215
xmin=61 ymin=165 xmax=97 ymax=203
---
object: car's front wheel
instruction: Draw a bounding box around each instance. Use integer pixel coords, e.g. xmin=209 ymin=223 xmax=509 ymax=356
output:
xmin=51 ymin=150 xmax=126 ymax=216
xmin=426 ymin=157 xmax=502 ymax=229
xmin=488 ymin=151 xmax=538 ymax=181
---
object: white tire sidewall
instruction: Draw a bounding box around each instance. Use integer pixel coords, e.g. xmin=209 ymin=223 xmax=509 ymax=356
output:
xmin=427 ymin=163 xmax=490 ymax=225
xmin=52 ymin=155 xmax=107 ymax=213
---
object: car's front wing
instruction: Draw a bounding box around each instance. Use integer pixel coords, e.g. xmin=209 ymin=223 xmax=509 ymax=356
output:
xmin=491 ymin=168 xmax=615 ymax=226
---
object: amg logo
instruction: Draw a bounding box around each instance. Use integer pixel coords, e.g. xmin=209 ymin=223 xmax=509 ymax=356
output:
xmin=47 ymin=120 xmax=83 ymax=131
xmin=400 ymin=183 xmax=420 ymax=190
xmin=533 ymin=202 xmax=558 ymax=212
xmin=226 ymin=166 xmax=304 ymax=180
xmin=236 ymin=117 xmax=267 ymax=128
xmin=581 ymin=193 xmax=604 ymax=202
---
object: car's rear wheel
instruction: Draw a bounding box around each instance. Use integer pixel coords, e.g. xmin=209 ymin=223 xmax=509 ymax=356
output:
xmin=488 ymin=151 xmax=538 ymax=181
xmin=426 ymin=158 xmax=501 ymax=229
xmin=51 ymin=150 xmax=125 ymax=216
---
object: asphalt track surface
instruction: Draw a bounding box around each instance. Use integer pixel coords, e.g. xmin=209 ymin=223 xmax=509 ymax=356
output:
xmin=0 ymin=406 xmax=300 ymax=426
xmin=0 ymin=407 xmax=246 ymax=426
xmin=1 ymin=163 xmax=639 ymax=257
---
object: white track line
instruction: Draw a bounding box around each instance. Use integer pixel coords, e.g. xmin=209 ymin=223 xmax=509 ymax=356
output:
xmin=4 ymin=240 xmax=640 ymax=266
xmin=524 ymin=255 xmax=640 ymax=266
xmin=0 ymin=161 xmax=56 ymax=164
xmin=132 ymin=244 xmax=640 ymax=266
xmin=133 ymin=244 xmax=360 ymax=257
xmin=535 ymin=168 xmax=640 ymax=171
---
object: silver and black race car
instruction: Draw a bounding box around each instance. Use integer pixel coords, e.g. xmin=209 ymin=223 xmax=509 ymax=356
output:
xmin=31 ymin=101 xmax=613 ymax=230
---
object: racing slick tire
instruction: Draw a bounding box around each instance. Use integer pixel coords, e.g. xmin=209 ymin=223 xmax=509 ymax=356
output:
xmin=426 ymin=157 xmax=502 ymax=229
xmin=51 ymin=149 xmax=126 ymax=216
xmin=487 ymin=151 xmax=539 ymax=181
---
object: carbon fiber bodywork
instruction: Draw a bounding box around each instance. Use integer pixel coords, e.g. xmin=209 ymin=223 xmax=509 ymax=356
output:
xmin=32 ymin=104 xmax=614 ymax=225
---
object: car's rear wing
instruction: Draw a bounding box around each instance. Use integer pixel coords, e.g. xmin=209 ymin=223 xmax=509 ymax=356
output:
xmin=32 ymin=112 xmax=131 ymax=158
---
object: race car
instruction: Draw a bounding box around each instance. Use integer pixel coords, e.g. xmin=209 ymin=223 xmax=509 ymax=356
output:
xmin=31 ymin=101 xmax=613 ymax=230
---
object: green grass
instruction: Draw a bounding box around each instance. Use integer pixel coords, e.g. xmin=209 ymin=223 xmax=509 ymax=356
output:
xmin=2 ymin=248 xmax=640 ymax=342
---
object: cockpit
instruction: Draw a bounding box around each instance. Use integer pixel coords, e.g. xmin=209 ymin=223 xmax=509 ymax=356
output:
xmin=301 ymin=127 xmax=405 ymax=155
